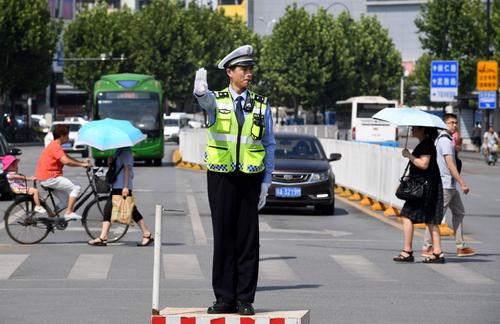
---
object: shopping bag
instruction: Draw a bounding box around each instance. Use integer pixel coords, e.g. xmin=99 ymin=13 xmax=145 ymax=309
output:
xmin=111 ymin=195 xmax=135 ymax=224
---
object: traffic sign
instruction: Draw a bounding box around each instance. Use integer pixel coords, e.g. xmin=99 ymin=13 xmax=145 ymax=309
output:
xmin=430 ymin=60 xmax=458 ymax=102
xmin=478 ymin=91 xmax=497 ymax=109
xmin=477 ymin=61 xmax=498 ymax=91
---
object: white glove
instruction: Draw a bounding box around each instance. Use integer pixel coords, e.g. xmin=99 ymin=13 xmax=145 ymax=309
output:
xmin=258 ymin=183 xmax=270 ymax=211
xmin=194 ymin=68 xmax=208 ymax=96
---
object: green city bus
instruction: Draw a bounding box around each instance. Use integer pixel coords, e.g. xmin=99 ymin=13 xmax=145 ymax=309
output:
xmin=92 ymin=73 xmax=164 ymax=166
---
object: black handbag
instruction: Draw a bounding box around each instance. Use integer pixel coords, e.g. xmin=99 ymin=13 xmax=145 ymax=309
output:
xmin=396 ymin=162 xmax=429 ymax=201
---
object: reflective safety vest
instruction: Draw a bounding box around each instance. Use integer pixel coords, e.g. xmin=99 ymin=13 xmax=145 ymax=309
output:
xmin=205 ymin=88 xmax=268 ymax=173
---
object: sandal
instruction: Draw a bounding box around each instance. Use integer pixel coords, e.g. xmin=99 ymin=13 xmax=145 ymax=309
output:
xmin=393 ymin=250 xmax=414 ymax=262
xmin=422 ymin=252 xmax=445 ymax=264
xmin=88 ymin=237 xmax=107 ymax=246
xmin=137 ymin=233 xmax=154 ymax=247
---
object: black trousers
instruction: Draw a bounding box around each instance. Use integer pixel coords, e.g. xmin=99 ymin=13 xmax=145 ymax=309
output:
xmin=207 ymin=170 xmax=263 ymax=304
xmin=102 ymin=188 xmax=143 ymax=223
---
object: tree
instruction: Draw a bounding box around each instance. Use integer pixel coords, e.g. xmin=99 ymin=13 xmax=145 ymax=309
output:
xmin=348 ymin=15 xmax=402 ymax=99
xmin=63 ymin=2 xmax=135 ymax=93
xmin=184 ymin=4 xmax=258 ymax=94
xmin=259 ymin=5 xmax=320 ymax=118
xmin=414 ymin=0 xmax=486 ymax=97
xmin=0 ymin=0 xmax=60 ymax=110
xmin=132 ymin=0 xmax=198 ymax=103
xmin=492 ymin=0 xmax=500 ymax=61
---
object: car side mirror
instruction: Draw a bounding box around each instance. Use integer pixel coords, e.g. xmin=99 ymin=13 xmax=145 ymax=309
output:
xmin=328 ymin=153 xmax=341 ymax=162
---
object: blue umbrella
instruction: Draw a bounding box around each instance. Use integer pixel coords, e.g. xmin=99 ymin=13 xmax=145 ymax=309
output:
xmin=76 ymin=118 xmax=146 ymax=150
xmin=372 ymin=107 xmax=448 ymax=129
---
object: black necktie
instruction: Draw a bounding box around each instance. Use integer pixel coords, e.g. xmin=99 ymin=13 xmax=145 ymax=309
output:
xmin=235 ymin=96 xmax=245 ymax=127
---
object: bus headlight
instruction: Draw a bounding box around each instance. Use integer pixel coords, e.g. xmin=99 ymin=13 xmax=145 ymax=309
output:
xmin=310 ymin=170 xmax=330 ymax=183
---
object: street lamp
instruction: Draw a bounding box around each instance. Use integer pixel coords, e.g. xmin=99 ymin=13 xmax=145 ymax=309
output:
xmin=302 ymin=1 xmax=351 ymax=17
xmin=258 ymin=17 xmax=276 ymax=29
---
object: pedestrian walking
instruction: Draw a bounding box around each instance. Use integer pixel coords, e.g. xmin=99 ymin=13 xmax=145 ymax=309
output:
xmin=193 ymin=45 xmax=276 ymax=315
xmin=422 ymin=114 xmax=475 ymax=258
xmin=88 ymin=146 xmax=153 ymax=247
xmin=394 ymin=126 xmax=445 ymax=263
xmin=471 ymin=122 xmax=482 ymax=152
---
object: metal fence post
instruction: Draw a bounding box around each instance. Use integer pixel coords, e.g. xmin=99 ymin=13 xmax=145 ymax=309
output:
xmin=152 ymin=204 xmax=162 ymax=315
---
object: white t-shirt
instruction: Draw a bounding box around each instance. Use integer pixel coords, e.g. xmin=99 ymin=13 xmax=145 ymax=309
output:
xmin=435 ymin=131 xmax=456 ymax=189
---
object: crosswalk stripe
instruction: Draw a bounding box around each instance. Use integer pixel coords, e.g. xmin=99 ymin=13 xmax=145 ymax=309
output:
xmin=259 ymin=254 xmax=298 ymax=281
xmin=164 ymin=254 xmax=204 ymax=280
xmin=426 ymin=263 xmax=495 ymax=284
xmin=67 ymin=254 xmax=113 ymax=279
xmin=331 ymin=255 xmax=396 ymax=281
xmin=0 ymin=254 xmax=28 ymax=279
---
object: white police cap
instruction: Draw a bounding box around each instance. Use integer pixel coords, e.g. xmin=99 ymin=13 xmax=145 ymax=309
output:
xmin=217 ymin=45 xmax=254 ymax=69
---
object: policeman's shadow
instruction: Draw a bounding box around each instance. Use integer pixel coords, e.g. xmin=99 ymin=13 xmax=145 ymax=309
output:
xmin=257 ymin=284 xmax=322 ymax=292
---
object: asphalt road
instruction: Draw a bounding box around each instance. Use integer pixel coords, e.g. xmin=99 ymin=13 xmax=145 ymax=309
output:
xmin=0 ymin=144 xmax=499 ymax=324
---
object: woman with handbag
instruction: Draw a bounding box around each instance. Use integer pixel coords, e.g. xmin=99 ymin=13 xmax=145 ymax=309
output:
xmin=394 ymin=126 xmax=444 ymax=263
xmin=88 ymin=146 xmax=153 ymax=247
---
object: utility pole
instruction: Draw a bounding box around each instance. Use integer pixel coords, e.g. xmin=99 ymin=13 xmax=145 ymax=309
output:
xmin=486 ymin=0 xmax=493 ymax=128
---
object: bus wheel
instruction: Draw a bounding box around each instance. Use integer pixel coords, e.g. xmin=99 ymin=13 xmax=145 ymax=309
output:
xmin=145 ymin=159 xmax=152 ymax=166
xmin=153 ymin=159 xmax=162 ymax=166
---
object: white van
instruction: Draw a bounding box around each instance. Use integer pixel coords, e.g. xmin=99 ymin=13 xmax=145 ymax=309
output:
xmin=163 ymin=113 xmax=190 ymax=143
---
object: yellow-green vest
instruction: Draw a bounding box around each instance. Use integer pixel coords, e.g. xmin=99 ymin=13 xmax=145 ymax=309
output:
xmin=205 ymin=88 xmax=267 ymax=173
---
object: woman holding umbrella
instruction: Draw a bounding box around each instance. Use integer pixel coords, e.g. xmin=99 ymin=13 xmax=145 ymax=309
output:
xmin=87 ymin=145 xmax=154 ymax=247
xmin=77 ymin=119 xmax=153 ymax=247
xmin=394 ymin=126 xmax=444 ymax=263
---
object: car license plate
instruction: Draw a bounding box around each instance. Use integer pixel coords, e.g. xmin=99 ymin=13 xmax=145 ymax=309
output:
xmin=275 ymin=187 xmax=301 ymax=198
xmin=62 ymin=143 xmax=71 ymax=148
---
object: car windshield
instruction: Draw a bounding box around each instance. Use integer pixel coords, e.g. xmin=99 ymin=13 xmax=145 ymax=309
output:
xmin=51 ymin=124 xmax=81 ymax=132
xmin=97 ymin=91 xmax=160 ymax=131
xmin=164 ymin=119 xmax=179 ymax=126
xmin=275 ymin=137 xmax=324 ymax=160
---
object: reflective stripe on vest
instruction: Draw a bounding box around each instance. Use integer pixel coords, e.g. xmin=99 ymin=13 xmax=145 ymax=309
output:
xmin=205 ymin=88 xmax=267 ymax=173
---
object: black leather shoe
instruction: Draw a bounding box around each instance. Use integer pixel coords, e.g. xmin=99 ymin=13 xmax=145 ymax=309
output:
xmin=237 ymin=301 xmax=255 ymax=316
xmin=207 ymin=301 xmax=237 ymax=314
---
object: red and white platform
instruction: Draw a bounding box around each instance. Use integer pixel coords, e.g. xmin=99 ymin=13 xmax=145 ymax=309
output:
xmin=151 ymin=308 xmax=310 ymax=324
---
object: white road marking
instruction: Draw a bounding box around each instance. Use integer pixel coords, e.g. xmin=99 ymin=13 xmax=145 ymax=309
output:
xmin=259 ymin=221 xmax=351 ymax=237
xmin=426 ymin=263 xmax=495 ymax=284
xmin=163 ymin=254 xmax=204 ymax=280
xmin=186 ymin=194 xmax=207 ymax=245
xmin=259 ymin=254 xmax=299 ymax=281
xmin=67 ymin=254 xmax=113 ymax=279
xmin=0 ymin=254 xmax=28 ymax=279
xmin=331 ymin=255 xmax=396 ymax=282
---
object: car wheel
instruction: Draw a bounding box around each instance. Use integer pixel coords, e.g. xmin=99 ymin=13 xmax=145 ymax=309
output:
xmin=315 ymin=202 xmax=335 ymax=215
xmin=153 ymin=159 xmax=162 ymax=166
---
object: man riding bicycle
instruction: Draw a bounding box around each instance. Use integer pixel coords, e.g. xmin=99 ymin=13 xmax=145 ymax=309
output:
xmin=35 ymin=124 xmax=91 ymax=221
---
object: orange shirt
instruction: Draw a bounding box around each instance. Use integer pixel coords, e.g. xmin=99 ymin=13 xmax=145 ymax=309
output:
xmin=35 ymin=141 xmax=66 ymax=180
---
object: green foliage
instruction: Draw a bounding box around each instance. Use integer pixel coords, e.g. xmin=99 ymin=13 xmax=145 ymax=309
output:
xmin=0 ymin=0 xmax=60 ymax=102
xmin=492 ymin=0 xmax=500 ymax=62
xmin=413 ymin=0 xmax=486 ymax=99
xmin=184 ymin=3 xmax=257 ymax=94
xmin=63 ymin=2 xmax=135 ymax=92
xmin=259 ymin=5 xmax=402 ymax=118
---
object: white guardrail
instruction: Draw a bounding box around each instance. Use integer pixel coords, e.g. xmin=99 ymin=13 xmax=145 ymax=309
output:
xmin=179 ymin=128 xmax=408 ymax=209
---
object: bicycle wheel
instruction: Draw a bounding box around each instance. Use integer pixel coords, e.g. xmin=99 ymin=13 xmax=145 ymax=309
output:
xmin=4 ymin=196 xmax=51 ymax=244
xmin=82 ymin=196 xmax=129 ymax=243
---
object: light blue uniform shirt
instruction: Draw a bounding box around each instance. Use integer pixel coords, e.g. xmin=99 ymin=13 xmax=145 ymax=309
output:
xmin=112 ymin=147 xmax=135 ymax=190
xmin=195 ymin=85 xmax=276 ymax=184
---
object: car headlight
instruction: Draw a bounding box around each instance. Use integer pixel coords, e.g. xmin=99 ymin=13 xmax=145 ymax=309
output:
xmin=310 ymin=170 xmax=331 ymax=183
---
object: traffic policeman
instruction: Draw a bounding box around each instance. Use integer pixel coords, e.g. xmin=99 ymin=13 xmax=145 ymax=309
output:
xmin=193 ymin=45 xmax=276 ymax=316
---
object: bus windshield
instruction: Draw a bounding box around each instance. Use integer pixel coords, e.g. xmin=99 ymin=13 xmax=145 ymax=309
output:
xmin=96 ymin=92 xmax=160 ymax=132
xmin=356 ymin=103 xmax=395 ymax=118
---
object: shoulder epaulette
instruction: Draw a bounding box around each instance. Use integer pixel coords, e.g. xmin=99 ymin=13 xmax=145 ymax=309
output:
xmin=214 ymin=91 xmax=229 ymax=98
xmin=250 ymin=92 xmax=268 ymax=105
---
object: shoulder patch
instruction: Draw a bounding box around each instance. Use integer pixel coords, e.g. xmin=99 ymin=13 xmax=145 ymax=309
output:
xmin=214 ymin=91 xmax=229 ymax=98
xmin=250 ymin=92 xmax=268 ymax=105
